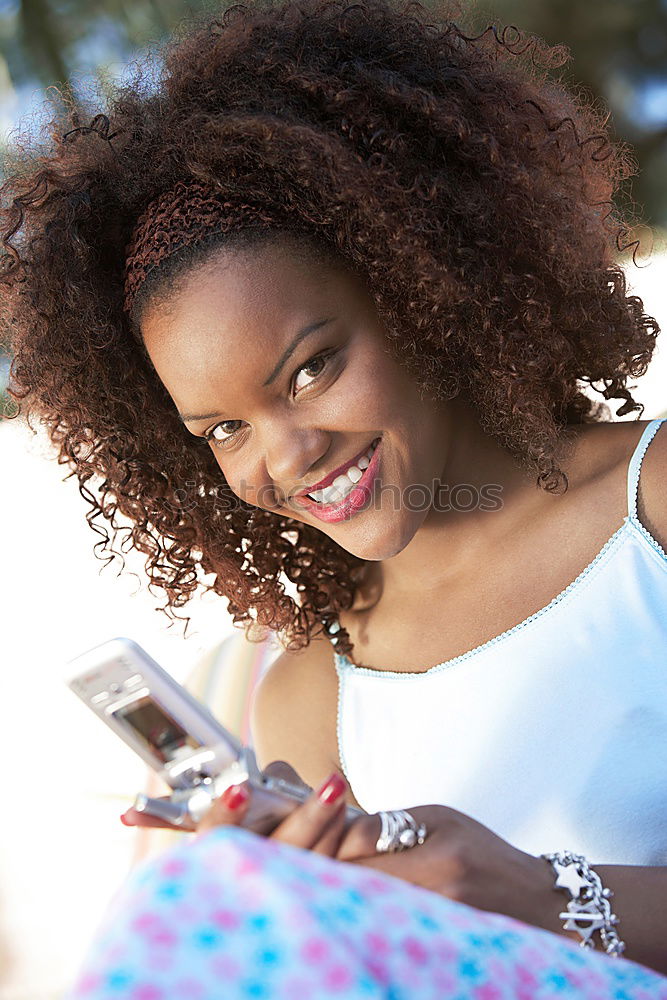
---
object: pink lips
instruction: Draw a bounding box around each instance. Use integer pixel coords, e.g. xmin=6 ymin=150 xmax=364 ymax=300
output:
xmin=292 ymin=440 xmax=379 ymax=499
xmin=290 ymin=439 xmax=382 ymax=524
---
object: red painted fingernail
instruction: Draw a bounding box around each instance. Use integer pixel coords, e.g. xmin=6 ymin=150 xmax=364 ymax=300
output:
xmin=317 ymin=772 xmax=346 ymax=805
xmin=220 ymin=783 xmax=249 ymax=811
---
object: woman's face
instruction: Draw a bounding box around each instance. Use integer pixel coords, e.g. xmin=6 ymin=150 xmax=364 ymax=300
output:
xmin=140 ymin=239 xmax=452 ymax=561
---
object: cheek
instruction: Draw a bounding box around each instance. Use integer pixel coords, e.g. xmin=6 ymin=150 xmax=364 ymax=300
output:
xmin=211 ymin=451 xmax=249 ymax=500
xmin=361 ymin=343 xmax=423 ymax=412
xmin=213 ymin=450 xmax=278 ymax=510
xmin=326 ymin=347 xmax=407 ymax=427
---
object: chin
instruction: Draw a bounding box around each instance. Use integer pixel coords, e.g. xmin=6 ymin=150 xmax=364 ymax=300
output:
xmin=335 ymin=510 xmax=423 ymax=561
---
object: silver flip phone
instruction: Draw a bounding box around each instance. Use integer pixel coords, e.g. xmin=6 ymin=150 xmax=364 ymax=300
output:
xmin=65 ymin=637 xmax=361 ymax=832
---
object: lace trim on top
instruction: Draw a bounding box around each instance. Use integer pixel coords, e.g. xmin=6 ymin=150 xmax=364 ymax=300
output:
xmin=330 ymin=418 xmax=667 ymax=681
xmin=333 ymin=519 xmax=625 ymax=680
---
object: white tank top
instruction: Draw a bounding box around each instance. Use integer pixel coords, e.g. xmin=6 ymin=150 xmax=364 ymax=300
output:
xmin=333 ymin=419 xmax=667 ymax=865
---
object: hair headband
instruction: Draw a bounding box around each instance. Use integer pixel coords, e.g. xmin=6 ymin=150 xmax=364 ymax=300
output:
xmin=123 ymin=180 xmax=285 ymax=314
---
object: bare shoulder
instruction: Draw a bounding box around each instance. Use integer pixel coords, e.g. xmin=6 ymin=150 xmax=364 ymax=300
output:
xmin=568 ymin=417 xmax=667 ymax=547
xmin=250 ymin=632 xmax=341 ymax=789
xmin=632 ymin=417 xmax=667 ymax=550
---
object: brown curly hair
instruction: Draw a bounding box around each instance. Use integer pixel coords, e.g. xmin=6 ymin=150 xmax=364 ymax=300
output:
xmin=0 ymin=0 xmax=659 ymax=656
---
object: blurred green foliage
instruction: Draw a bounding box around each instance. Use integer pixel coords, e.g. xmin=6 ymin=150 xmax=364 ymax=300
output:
xmin=473 ymin=0 xmax=667 ymax=233
xmin=0 ymin=0 xmax=220 ymax=408
xmin=0 ymin=0 xmax=664 ymax=224
xmin=0 ymin=0 xmax=665 ymax=408
xmin=0 ymin=348 xmax=13 ymax=416
xmin=0 ymin=0 xmax=209 ymax=95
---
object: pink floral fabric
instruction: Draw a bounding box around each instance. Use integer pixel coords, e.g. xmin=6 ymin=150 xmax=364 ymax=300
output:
xmin=69 ymin=827 xmax=667 ymax=999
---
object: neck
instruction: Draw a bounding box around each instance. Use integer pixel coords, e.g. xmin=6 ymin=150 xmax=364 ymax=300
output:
xmin=374 ymin=396 xmax=541 ymax=599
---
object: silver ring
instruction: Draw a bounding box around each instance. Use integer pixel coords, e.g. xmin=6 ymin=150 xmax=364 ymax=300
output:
xmin=375 ymin=809 xmax=428 ymax=853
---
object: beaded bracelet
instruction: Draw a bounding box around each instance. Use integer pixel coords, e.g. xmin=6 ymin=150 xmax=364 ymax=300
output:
xmin=541 ymin=851 xmax=626 ymax=957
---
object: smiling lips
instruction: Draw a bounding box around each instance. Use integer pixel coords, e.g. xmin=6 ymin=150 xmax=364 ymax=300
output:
xmin=294 ymin=438 xmax=380 ymax=504
xmin=290 ymin=438 xmax=381 ymax=524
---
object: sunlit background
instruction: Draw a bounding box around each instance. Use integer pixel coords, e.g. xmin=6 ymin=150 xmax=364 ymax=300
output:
xmin=1 ymin=1 xmax=666 ymax=998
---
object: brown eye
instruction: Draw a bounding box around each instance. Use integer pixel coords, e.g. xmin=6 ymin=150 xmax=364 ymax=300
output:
xmin=206 ymin=419 xmax=244 ymax=446
xmin=293 ymin=352 xmax=332 ymax=393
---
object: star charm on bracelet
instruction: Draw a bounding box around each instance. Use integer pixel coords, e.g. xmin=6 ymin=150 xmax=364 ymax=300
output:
xmin=552 ymin=859 xmax=591 ymax=900
xmin=559 ymin=898 xmax=606 ymax=947
xmin=541 ymin=850 xmax=625 ymax=957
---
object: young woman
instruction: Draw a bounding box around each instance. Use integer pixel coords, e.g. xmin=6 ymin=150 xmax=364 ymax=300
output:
xmin=3 ymin=0 xmax=666 ymax=991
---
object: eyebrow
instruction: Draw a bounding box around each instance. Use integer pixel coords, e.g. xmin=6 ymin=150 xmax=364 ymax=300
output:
xmin=179 ymin=318 xmax=334 ymax=423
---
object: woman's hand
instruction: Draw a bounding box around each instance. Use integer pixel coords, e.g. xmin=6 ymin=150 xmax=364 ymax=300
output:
xmin=336 ymin=803 xmax=566 ymax=937
xmin=201 ymin=765 xmax=351 ymax=855
xmin=121 ymin=764 xmax=562 ymax=938
xmin=121 ymin=762 xmax=352 ymax=855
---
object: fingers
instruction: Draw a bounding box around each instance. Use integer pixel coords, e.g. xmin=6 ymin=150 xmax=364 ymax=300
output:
xmin=120 ymin=783 xmax=252 ymax=835
xmin=335 ymin=813 xmax=382 ymax=861
xmin=120 ymin=799 xmax=197 ymax=833
xmin=197 ymin=782 xmax=250 ymax=835
xmin=310 ymin=805 xmax=349 ymax=856
xmin=337 ymin=806 xmax=437 ymax=862
xmin=263 ymin=760 xmax=311 ymax=793
xmin=270 ymin=772 xmax=348 ymax=851
xmin=119 ymin=767 xmax=351 ymax=856
xmin=120 ymin=808 xmax=181 ymax=831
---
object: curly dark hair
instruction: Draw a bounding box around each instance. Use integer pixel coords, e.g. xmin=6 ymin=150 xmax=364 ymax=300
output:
xmin=1 ymin=0 xmax=659 ymax=656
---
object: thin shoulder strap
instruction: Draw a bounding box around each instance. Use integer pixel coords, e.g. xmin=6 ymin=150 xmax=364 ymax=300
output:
xmin=627 ymin=418 xmax=666 ymax=519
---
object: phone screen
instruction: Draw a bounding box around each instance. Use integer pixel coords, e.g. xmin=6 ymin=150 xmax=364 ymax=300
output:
xmin=113 ymin=695 xmax=201 ymax=763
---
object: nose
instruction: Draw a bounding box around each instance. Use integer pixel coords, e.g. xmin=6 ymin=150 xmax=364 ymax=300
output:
xmin=262 ymin=422 xmax=331 ymax=499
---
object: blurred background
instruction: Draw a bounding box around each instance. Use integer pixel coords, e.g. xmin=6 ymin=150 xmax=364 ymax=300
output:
xmin=0 ymin=1 xmax=666 ymax=998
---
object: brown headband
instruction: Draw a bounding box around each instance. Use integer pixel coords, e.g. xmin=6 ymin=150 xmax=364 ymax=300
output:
xmin=123 ymin=180 xmax=285 ymax=314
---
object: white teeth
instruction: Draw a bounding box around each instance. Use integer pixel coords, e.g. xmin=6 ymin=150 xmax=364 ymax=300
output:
xmin=333 ymin=473 xmax=353 ymax=495
xmin=306 ymin=440 xmax=379 ymax=504
xmin=309 ymin=479 xmax=350 ymax=504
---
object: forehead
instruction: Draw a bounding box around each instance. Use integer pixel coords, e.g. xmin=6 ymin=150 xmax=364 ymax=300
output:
xmin=144 ymin=245 xmax=323 ymax=346
xmin=138 ymin=242 xmax=356 ymax=412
